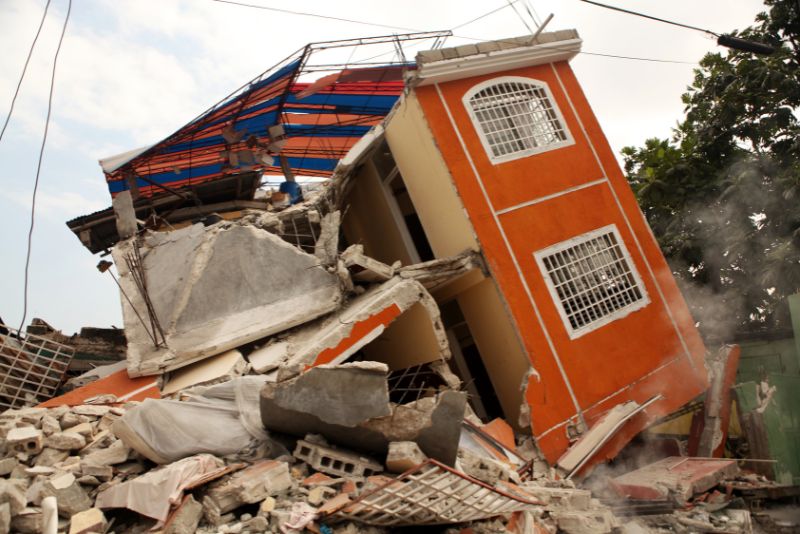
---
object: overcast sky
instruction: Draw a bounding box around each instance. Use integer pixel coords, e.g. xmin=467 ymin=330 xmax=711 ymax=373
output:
xmin=0 ymin=0 xmax=766 ymax=334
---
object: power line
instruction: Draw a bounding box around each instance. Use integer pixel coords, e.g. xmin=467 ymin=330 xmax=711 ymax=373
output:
xmin=208 ymin=0 xmax=696 ymax=66
xmin=19 ymin=0 xmax=72 ymax=335
xmin=577 ymin=0 xmax=718 ymax=37
xmin=577 ymin=0 xmax=775 ymax=55
xmin=452 ymin=1 xmax=521 ymax=31
xmin=522 ymin=0 xmax=543 ymax=27
xmin=0 ymin=0 xmax=52 ymax=143
xmin=210 ymin=0 xmax=422 ymax=33
xmin=505 ymin=0 xmax=534 ymax=34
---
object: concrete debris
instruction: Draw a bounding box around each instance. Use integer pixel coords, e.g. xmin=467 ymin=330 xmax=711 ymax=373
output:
xmin=67 ymin=507 xmax=107 ymax=534
xmin=5 ymin=57 xmax=792 ymax=532
xmin=385 ymin=441 xmax=427 ymax=473
xmin=610 ymin=456 xmax=739 ymax=503
xmin=164 ymin=495 xmax=203 ymax=534
xmin=202 ymin=460 xmax=293 ymax=524
xmin=113 ymin=221 xmax=342 ymax=377
xmin=294 ymin=437 xmax=383 ymax=478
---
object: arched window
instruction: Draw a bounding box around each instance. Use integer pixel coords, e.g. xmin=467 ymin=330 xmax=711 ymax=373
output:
xmin=464 ymin=77 xmax=572 ymax=163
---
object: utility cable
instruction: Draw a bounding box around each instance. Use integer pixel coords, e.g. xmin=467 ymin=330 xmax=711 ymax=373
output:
xmin=505 ymin=0 xmax=534 ymax=34
xmin=210 ymin=0 xmax=422 ymax=33
xmin=0 ymin=0 xmax=52 ymax=143
xmin=452 ymin=0 xmax=521 ymax=31
xmin=209 ymin=0 xmax=697 ymax=65
xmin=577 ymin=0 xmax=775 ymax=55
xmin=578 ymin=0 xmax=718 ymax=37
xmin=522 ymin=0 xmax=543 ymax=27
xmin=19 ymin=0 xmax=72 ymax=335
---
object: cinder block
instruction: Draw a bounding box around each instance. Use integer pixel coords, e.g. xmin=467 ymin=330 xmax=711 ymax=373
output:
xmin=293 ymin=439 xmax=382 ymax=478
xmin=6 ymin=426 xmax=43 ymax=455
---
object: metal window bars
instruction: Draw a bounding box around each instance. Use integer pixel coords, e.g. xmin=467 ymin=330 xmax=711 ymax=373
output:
xmin=329 ymin=459 xmax=542 ymax=526
xmin=0 ymin=326 xmax=75 ymax=410
xmin=541 ymin=230 xmax=644 ymax=331
xmin=470 ymin=81 xmax=568 ymax=159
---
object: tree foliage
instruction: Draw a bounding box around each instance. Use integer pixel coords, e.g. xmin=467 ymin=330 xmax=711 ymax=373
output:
xmin=623 ymin=0 xmax=800 ymax=338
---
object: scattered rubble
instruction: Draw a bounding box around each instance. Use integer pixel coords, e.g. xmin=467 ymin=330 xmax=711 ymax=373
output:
xmin=2 ymin=28 xmax=798 ymax=534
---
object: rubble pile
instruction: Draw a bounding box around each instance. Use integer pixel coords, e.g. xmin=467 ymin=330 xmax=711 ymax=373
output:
xmin=0 ymin=399 xmax=610 ymax=534
xmin=2 ymin=30 xmax=798 ymax=533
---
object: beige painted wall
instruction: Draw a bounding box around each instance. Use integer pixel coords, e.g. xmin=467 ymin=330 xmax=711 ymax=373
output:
xmin=341 ymin=163 xmax=414 ymax=266
xmin=384 ymin=93 xmax=478 ymax=258
xmin=362 ymin=302 xmax=443 ymax=371
xmin=457 ymin=279 xmax=532 ymax=429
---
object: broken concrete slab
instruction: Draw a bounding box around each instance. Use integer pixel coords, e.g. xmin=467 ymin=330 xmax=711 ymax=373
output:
xmin=557 ymin=398 xmax=658 ymax=477
xmin=690 ymin=345 xmax=741 ymax=458
xmin=68 ymin=508 xmax=107 ymax=534
xmin=261 ymin=362 xmax=391 ymax=427
xmin=341 ymin=244 xmax=395 ymax=283
xmin=45 ymin=432 xmax=86 ymax=451
xmin=164 ymin=495 xmax=203 ymax=534
xmin=0 ymin=480 xmax=26 ymax=516
xmin=202 ymin=460 xmax=292 ymax=525
xmin=112 ymin=221 xmax=342 ymax=376
xmin=81 ymin=439 xmax=129 ymax=467
xmin=272 ymin=278 xmax=450 ymax=369
xmin=43 ymin=473 xmax=92 ymax=518
xmin=610 ymin=457 xmax=739 ymax=502
xmin=260 ymin=360 xmax=466 ymax=465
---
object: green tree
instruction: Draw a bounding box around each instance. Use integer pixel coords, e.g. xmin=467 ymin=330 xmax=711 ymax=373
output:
xmin=623 ymin=0 xmax=800 ymax=339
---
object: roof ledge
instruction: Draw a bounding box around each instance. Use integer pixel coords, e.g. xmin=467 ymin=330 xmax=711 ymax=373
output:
xmin=415 ymin=30 xmax=581 ymax=86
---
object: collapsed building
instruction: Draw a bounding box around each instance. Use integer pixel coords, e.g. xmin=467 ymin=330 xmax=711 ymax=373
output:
xmin=0 ymin=29 xmax=796 ymax=534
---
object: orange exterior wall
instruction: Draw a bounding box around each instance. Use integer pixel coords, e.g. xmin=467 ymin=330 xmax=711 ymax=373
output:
xmin=413 ymin=60 xmax=708 ymax=462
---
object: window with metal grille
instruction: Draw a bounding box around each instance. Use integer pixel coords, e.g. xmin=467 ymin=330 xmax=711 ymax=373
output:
xmin=534 ymin=225 xmax=649 ymax=338
xmin=465 ymin=77 xmax=572 ymax=162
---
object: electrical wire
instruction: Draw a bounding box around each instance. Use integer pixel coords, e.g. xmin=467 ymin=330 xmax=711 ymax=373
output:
xmin=577 ymin=0 xmax=719 ymax=37
xmin=505 ymin=0 xmax=534 ymax=33
xmin=212 ymin=0 xmax=697 ymax=66
xmin=19 ymin=0 xmax=72 ymax=335
xmin=0 ymin=0 xmax=52 ymax=143
xmin=452 ymin=1 xmax=521 ymax=31
xmin=522 ymin=0 xmax=543 ymax=27
xmin=210 ymin=0 xmax=423 ymax=33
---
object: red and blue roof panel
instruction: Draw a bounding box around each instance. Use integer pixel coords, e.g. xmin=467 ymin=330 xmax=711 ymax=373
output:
xmin=105 ymin=60 xmax=408 ymax=197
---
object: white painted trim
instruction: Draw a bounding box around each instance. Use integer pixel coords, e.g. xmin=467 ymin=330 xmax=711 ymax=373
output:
xmin=462 ymin=76 xmax=575 ymax=164
xmin=496 ymin=178 xmax=605 ymax=215
xmin=548 ymin=64 xmax=696 ymax=370
xmin=417 ymin=39 xmax=582 ymax=86
xmin=533 ymin=224 xmax=651 ymax=340
xmin=434 ymin=82 xmax=586 ymax=426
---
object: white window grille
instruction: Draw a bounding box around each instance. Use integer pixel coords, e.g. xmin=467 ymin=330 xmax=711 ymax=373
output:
xmin=464 ymin=77 xmax=572 ymax=163
xmin=534 ymin=225 xmax=649 ymax=338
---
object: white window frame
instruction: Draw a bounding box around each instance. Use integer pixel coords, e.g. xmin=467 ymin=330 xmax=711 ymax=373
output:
xmin=534 ymin=224 xmax=650 ymax=339
xmin=463 ymin=76 xmax=574 ymax=164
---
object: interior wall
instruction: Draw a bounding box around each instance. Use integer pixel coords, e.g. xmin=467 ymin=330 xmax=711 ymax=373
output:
xmin=456 ymin=278 xmax=531 ymax=429
xmin=362 ymin=302 xmax=443 ymax=371
xmin=384 ymin=93 xmax=479 ymax=258
xmin=341 ymin=163 xmax=414 ymax=266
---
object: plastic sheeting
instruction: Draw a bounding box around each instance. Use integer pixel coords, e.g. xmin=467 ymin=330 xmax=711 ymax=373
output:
xmin=114 ymin=376 xmax=275 ymax=464
xmin=95 ymin=454 xmax=224 ymax=522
